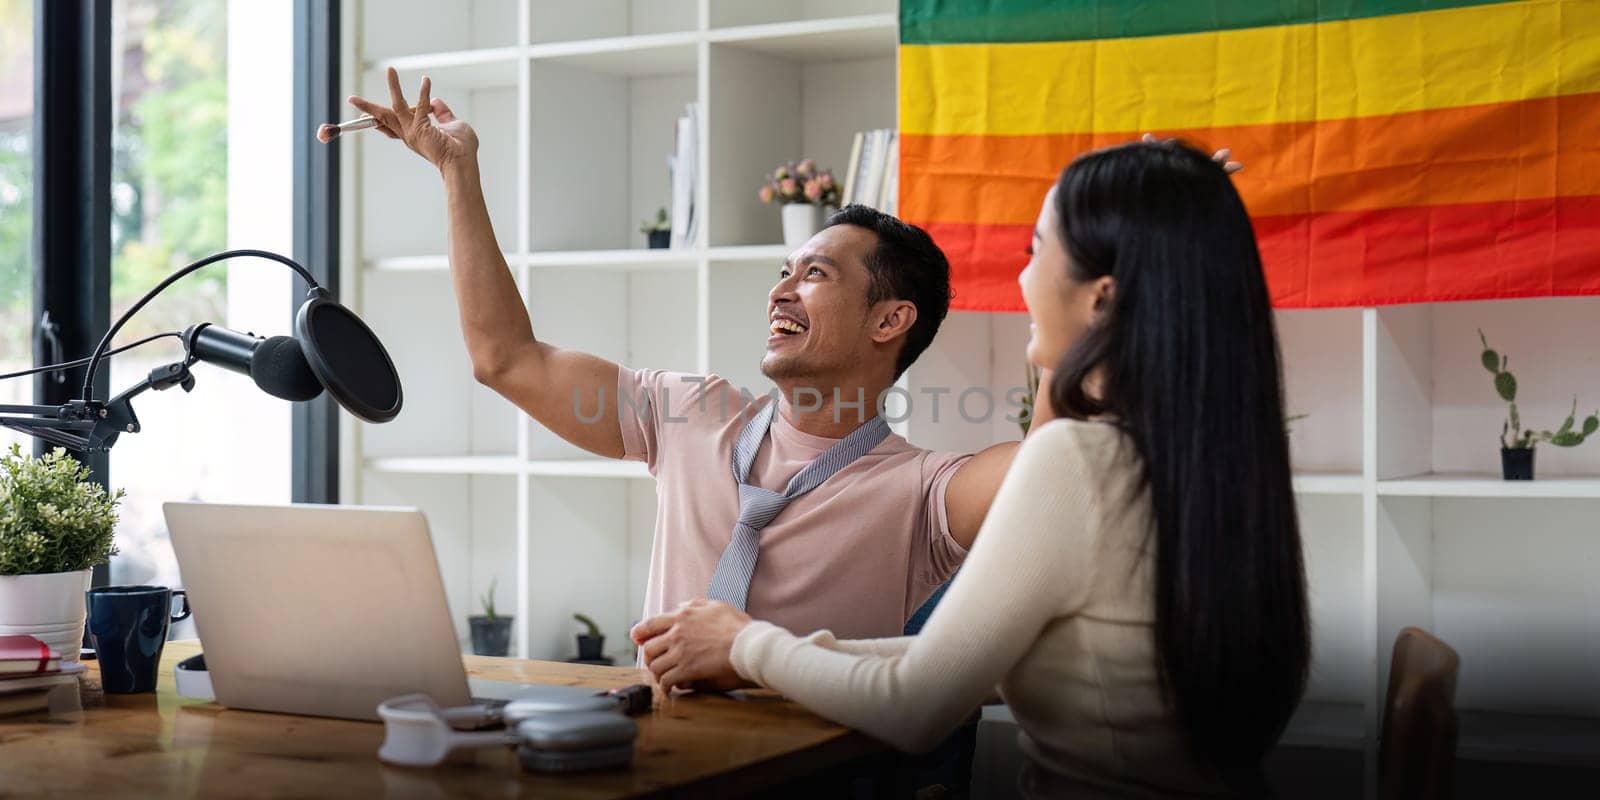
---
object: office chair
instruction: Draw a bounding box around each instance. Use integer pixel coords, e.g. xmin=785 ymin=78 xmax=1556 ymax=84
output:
xmin=1379 ymin=626 xmax=1460 ymax=800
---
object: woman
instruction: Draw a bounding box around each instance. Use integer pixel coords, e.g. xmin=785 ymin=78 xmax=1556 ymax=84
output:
xmin=631 ymin=140 xmax=1311 ymax=797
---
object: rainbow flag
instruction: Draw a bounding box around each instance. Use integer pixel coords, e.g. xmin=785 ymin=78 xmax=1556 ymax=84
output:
xmin=899 ymin=0 xmax=1600 ymax=310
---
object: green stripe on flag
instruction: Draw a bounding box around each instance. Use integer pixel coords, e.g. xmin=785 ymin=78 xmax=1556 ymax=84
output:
xmin=900 ymin=0 xmax=1521 ymax=44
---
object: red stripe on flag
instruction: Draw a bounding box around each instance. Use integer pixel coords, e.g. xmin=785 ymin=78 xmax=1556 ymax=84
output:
xmin=916 ymin=195 xmax=1600 ymax=311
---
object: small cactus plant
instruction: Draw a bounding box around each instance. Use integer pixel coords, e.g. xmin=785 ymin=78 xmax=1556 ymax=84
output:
xmin=1479 ymin=330 xmax=1599 ymax=450
xmin=573 ymin=612 xmax=602 ymax=639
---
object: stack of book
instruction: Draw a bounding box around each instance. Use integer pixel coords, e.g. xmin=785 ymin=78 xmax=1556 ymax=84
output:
xmin=841 ymin=129 xmax=899 ymax=216
xmin=0 ymin=634 xmax=85 ymax=718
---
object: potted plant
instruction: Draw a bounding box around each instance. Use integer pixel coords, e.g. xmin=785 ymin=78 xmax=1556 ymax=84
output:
xmin=758 ymin=158 xmax=841 ymax=247
xmin=641 ymin=207 xmax=671 ymax=249
xmin=573 ymin=612 xmax=604 ymax=661
xmin=1479 ymin=330 xmax=1598 ymax=480
xmin=468 ymin=577 xmax=513 ymax=656
xmin=0 ymin=445 xmax=122 ymax=663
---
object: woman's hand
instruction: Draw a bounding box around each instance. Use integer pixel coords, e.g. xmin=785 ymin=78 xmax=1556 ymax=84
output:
xmin=347 ymin=67 xmax=479 ymax=172
xmin=630 ymin=599 xmax=753 ymax=693
xmin=1141 ymin=132 xmax=1242 ymax=174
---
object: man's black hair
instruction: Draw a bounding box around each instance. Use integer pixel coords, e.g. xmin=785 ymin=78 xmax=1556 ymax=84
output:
xmin=823 ymin=205 xmax=952 ymax=378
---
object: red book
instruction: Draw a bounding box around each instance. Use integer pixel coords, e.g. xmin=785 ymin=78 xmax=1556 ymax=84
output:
xmin=0 ymin=635 xmax=61 ymax=675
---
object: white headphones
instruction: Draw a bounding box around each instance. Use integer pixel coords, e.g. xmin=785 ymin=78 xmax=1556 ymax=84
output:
xmin=376 ymin=689 xmax=642 ymax=772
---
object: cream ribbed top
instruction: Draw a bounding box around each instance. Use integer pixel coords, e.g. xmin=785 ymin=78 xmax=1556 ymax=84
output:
xmin=730 ymin=419 xmax=1229 ymax=798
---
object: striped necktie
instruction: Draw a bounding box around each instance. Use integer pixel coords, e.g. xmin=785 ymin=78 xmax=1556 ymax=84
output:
xmin=705 ymin=400 xmax=891 ymax=610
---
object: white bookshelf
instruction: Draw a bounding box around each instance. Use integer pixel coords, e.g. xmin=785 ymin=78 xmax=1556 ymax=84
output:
xmin=345 ymin=0 xmax=1600 ymax=785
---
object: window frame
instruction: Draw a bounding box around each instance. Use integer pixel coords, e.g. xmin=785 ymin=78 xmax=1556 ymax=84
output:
xmin=29 ymin=0 xmax=343 ymax=591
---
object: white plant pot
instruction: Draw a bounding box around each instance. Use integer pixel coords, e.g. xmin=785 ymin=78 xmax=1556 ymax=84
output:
xmin=781 ymin=203 xmax=827 ymax=248
xmin=0 ymin=569 xmax=92 ymax=663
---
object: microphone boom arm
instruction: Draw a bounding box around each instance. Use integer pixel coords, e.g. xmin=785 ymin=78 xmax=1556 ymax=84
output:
xmin=0 ymin=358 xmax=198 ymax=453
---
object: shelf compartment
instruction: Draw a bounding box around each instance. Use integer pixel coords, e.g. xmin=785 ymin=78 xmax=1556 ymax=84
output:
xmin=359 ymin=270 xmax=519 ymax=459
xmin=1456 ymin=710 xmax=1600 ymax=767
xmin=1278 ymin=307 xmax=1363 ymax=476
xmin=529 ymin=36 xmax=698 ymax=77
xmin=708 ymin=14 xmax=898 ymax=61
xmin=526 ymin=248 xmax=700 ymax=270
xmin=528 ymin=59 xmax=697 ymax=252
xmin=529 ymin=0 xmax=696 ymax=45
xmin=366 ymin=253 xmax=524 ymax=272
xmin=709 ymin=0 xmax=895 ymax=29
xmin=1279 ymin=700 xmax=1366 ymax=751
xmin=362 ymin=0 xmax=519 ymax=62
xmin=365 ymin=456 xmax=651 ymax=480
xmin=706 ymin=42 xmax=894 ymax=246
xmin=1377 ymin=474 xmax=1600 ymax=499
xmin=358 ymin=60 xmax=520 ymax=261
xmin=365 ymin=49 xmax=524 ymax=83
xmin=367 ymin=246 xmax=798 ymax=271
xmin=1292 ymin=472 xmax=1364 ymax=495
xmin=367 ymin=455 xmax=524 ymax=475
xmin=360 ymin=472 xmax=519 ymax=654
xmin=527 ymin=459 xmax=650 ymax=479
xmin=708 ymin=244 xmax=790 ymax=262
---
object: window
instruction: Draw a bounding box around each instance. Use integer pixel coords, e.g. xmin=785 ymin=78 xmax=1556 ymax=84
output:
xmin=0 ymin=0 xmax=32 ymax=455
xmin=106 ymin=0 xmax=293 ymax=607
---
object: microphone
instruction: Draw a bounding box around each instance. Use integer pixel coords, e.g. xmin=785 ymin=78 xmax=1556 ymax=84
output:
xmin=182 ymin=324 xmax=324 ymax=402
xmin=178 ymin=288 xmax=405 ymax=424
xmin=294 ymin=291 xmax=403 ymax=424
xmin=0 ymin=249 xmax=404 ymax=453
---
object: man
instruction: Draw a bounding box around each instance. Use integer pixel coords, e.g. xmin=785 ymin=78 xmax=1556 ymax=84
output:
xmin=349 ymin=69 xmax=1025 ymax=657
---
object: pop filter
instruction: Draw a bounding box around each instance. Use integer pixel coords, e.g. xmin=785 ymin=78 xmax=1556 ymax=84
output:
xmin=294 ymin=290 xmax=404 ymax=423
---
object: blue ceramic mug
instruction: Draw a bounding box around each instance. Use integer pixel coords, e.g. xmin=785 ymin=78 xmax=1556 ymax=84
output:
xmin=87 ymin=585 xmax=192 ymax=694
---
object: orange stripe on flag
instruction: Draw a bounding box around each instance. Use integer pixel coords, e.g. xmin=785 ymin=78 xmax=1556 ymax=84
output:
xmin=924 ymin=195 xmax=1600 ymax=311
xmin=902 ymin=92 xmax=1600 ymax=227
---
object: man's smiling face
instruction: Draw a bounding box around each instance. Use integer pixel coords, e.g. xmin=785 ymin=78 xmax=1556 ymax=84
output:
xmin=761 ymin=224 xmax=881 ymax=384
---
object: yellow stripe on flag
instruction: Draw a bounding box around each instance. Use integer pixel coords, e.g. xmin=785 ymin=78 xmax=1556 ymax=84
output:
xmin=900 ymin=0 xmax=1600 ymax=136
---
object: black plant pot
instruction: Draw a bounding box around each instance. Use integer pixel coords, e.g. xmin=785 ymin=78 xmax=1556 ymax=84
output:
xmin=469 ymin=616 xmax=513 ymax=656
xmin=646 ymin=230 xmax=670 ymax=249
xmin=576 ymin=634 xmax=605 ymax=661
xmin=1501 ymin=447 xmax=1535 ymax=481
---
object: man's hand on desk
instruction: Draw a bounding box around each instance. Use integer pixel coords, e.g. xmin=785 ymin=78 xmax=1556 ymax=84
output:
xmin=632 ymin=599 xmax=755 ymax=694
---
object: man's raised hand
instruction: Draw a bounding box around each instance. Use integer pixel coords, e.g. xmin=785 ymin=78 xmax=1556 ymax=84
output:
xmin=347 ymin=67 xmax=479 ymax=172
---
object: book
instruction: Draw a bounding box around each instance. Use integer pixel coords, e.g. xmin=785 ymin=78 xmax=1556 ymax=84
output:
xmin=878 ymin=131 xmax=900 ymax=216
xmin=855 ymin=129 xmax=886 ymax=210
xmin=0 ymin=661 xmax=84 ymax=692
xmin=0 ymin=634 xmax=60 ymax=675
xmin=842 ymin=131 xmax=864 ymax=207
xmin=669 ymin=102 xmax=701 ymax=249
xmin=0 ymin=689 xmax=51 ymax=718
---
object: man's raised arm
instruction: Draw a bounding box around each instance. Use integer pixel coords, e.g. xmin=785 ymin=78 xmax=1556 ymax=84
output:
xmin=348 ymin=68 xmax=625 ymax=458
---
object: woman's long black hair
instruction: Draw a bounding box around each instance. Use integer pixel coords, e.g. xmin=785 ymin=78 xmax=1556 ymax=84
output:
xmin=1049 ymin=141 xmax=1310 ymax=788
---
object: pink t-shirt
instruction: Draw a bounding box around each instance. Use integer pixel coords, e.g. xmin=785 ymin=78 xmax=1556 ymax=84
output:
xmin=618 ymin=368 xmax=971 ymax=639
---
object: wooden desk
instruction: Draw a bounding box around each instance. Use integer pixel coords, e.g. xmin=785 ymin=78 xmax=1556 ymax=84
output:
xmin=0 ymin=640 xmax=883 ymax=798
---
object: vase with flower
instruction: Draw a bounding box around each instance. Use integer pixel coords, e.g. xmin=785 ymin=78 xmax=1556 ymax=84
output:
xmin=758 ymin=159 xmax=840 ymax=247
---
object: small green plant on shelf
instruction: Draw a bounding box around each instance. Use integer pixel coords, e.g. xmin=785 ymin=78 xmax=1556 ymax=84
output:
xmin=479 ymin=577 xmax=499 ymax=619
xmin=640 ymin=207 xmax=670 ymax=235
xmin=641 ymin=207 xmax=671 ymax=249
xmin=573 ymin=613 xmax=601 ymax=639
xmin=573 ymin=612 xmax=606 ymax=662
xmin=1479 ymin=330 xmax=1598 ymax=450
xmin=469 ymin=576 xmax=513 ymax=656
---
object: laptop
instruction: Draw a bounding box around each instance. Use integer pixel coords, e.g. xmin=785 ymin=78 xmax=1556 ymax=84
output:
xmin=164 ymin=502 xmax=579 ymax=721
